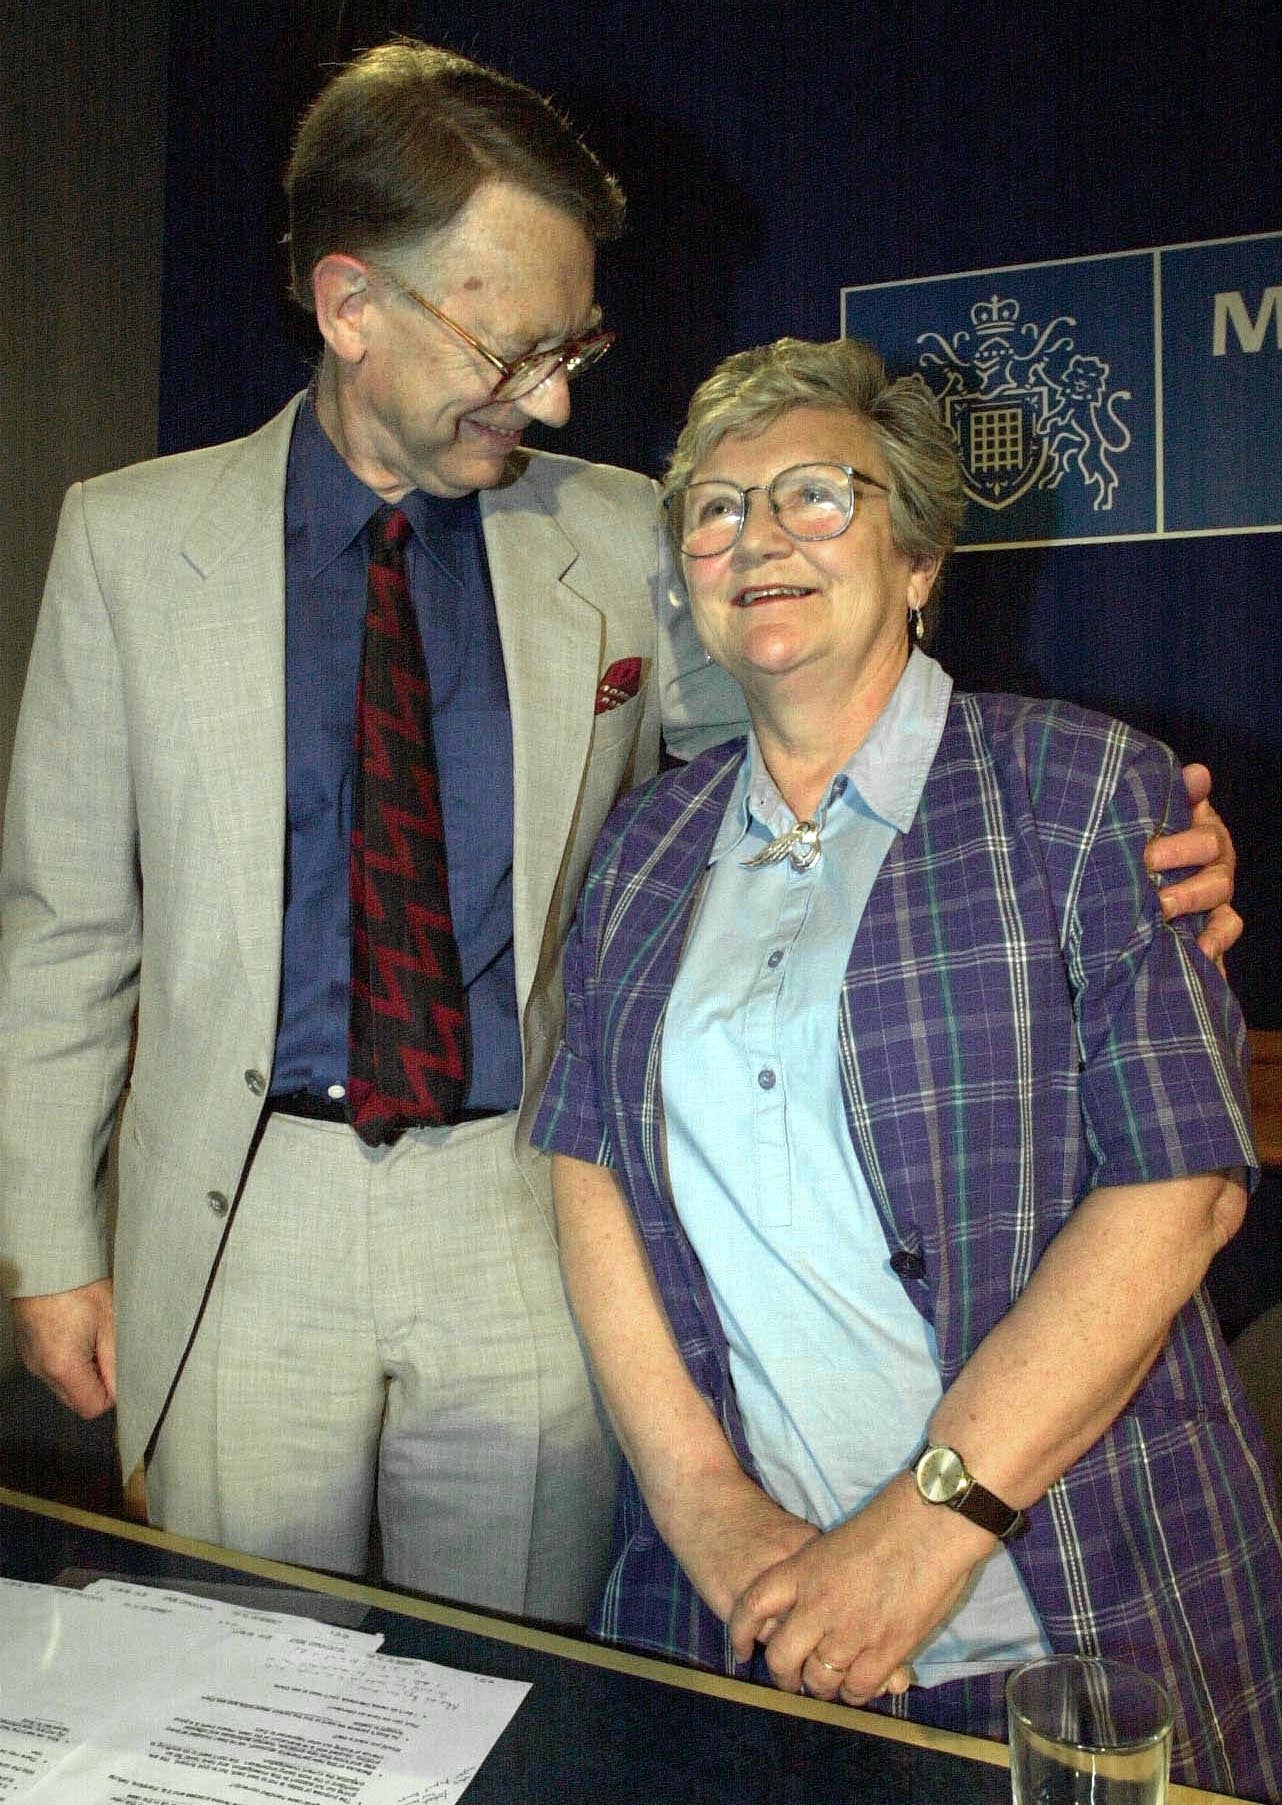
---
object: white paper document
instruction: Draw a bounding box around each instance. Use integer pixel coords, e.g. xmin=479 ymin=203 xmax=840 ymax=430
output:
xmin=0 ymin=1577 xmax=529 ymax=1804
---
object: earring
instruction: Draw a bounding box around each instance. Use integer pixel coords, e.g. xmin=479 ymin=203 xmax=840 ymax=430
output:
xmin=910 ymin=606 xmax=924 ymax=643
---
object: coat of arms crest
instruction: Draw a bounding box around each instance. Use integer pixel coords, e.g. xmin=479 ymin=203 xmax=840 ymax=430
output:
xmin=916 ymin=296 xmax=1133 ymax=512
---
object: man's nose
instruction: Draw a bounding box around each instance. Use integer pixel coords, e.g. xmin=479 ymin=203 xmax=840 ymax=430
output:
xmin=514 ymin=364 xmax=573 ymax=429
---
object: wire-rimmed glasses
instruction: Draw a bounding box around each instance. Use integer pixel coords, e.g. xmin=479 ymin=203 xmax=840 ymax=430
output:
xmin=380 ymin=270 xmax=615 ymax=402
xmin=665 ymin=461 xmax=890 ymax=558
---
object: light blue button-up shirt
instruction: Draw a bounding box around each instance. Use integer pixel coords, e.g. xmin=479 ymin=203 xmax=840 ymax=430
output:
xmin=661 ymin=649 xmax=1049 ymax=1683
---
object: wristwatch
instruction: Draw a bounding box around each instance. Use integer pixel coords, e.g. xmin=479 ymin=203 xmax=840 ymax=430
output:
xmin=910 ymin=1442 xmax=1026 ymax=1541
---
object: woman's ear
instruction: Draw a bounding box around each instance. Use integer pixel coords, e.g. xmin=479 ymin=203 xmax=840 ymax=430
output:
xmin=907 ymin=554 xmax=941 ymax=611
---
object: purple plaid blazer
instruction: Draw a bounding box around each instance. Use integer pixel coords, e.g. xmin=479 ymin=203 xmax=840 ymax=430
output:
xmin=536 ymin=689 xmax=1282 ymax=1799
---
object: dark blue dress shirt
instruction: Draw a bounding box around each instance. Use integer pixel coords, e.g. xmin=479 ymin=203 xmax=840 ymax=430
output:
xmin=271 ymin=397 xmax=520 ymax=1114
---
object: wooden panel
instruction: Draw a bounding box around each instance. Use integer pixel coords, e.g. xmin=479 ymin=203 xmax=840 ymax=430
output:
xmin=1248 ymin=1029 xmax=1282 ymax=1167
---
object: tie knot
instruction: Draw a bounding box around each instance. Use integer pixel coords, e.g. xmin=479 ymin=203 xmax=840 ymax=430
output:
xmin=370 ymin=505 xmax=411 ymax=555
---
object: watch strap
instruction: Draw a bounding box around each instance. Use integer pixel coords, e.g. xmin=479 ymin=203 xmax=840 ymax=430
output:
xmin=952 ymin=1472 xmax=1025 ymax=1540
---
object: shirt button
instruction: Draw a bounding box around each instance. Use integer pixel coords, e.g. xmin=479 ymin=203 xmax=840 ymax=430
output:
xmin=206 ymin=1190 xmax=230 ymax=1217
xmin=244 ymin=1069 xmax=266 ymax=1095
xmin=767 ymin=949 xmax=784 ymax=969
xmin=757 ymin=1068 xmax=777 ymax=1090
xmin=326 ymin=1083 xmax=346 ymax=1101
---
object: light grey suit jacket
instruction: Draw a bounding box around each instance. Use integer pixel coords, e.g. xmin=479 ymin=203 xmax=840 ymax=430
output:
xmin=0 ymin=395 xmax=745 ymax=1476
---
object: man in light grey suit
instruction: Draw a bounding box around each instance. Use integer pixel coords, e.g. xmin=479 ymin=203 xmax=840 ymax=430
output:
xmin=0 ymin=41 xmax=1238 ymax=1621
xmin=0 ymin=41 xmax=742 ymax=1619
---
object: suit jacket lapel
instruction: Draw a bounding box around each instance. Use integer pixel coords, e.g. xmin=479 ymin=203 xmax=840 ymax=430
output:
xmin=168 ymin=398 xmax=300 ymax=1018
xmin=481 ymin=463 xmax=601 ymax=1016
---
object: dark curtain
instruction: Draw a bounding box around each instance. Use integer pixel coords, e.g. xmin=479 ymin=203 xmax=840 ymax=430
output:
xmin=2 ymin=0 xmax=169 ymax=812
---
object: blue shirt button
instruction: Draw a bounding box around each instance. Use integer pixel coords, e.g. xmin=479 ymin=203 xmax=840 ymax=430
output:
xmin=767 ymin=948 xmax=784 ymax=969
xmin=757 ymin=1068 xmax=777 ymax=1090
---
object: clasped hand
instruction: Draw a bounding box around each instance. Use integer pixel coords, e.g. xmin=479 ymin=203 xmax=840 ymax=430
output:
xmin=722 ymin=1471 xmax=985 ymax=1706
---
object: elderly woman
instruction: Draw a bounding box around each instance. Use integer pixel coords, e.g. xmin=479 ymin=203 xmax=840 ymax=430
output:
xmin=533 ymin=338 xmax=1282 ymax=1796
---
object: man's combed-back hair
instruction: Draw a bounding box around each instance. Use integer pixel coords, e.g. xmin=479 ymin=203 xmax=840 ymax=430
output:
xmin=285 ymin=39 xmax=625 ymax=308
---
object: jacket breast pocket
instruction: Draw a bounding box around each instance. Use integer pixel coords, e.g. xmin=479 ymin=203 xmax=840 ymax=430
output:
xmin=589 ymin=681 xmax=648 ymax=754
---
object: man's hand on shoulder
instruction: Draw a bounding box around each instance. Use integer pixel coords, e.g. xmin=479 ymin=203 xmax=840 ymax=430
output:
xmin=1145 ymin=763 xmax=1242 ymax=964
xmin=11 ymin=1278 xmax=116 ymax=1418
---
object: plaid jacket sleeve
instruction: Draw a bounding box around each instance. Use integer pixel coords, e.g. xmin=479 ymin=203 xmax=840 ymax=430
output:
xmin=533 ymin=855 xmax=611 ymax=1167
xmin=1055 ymin=715 xmax=1255 ymax=1189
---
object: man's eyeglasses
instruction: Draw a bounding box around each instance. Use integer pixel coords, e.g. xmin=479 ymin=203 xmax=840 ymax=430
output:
xmin=665 ymin=462 xmax=890 ymax=558
xmin=380 ymin=270 xmax=615 ymax=403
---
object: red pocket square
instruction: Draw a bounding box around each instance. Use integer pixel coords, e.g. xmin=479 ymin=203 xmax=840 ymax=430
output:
xmin=594 ymin=657 xmax=643 ymax=714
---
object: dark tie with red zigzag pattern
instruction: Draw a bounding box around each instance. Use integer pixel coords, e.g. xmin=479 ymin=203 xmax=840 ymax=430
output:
xmin=347 ymin=505 xmax=467 ymax=1146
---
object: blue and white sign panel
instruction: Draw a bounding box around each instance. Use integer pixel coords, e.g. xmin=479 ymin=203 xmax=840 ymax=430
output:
xmin=841 ymin=230 xmax=1282 ymax=549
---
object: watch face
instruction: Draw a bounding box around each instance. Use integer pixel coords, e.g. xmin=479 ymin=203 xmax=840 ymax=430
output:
xmin=916 ymin=1444 xmax=968 ymax=1504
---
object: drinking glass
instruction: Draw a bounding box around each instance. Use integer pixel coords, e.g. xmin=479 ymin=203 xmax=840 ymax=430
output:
xmin=1007 ymin=1654 xmax=1172 ymax=1805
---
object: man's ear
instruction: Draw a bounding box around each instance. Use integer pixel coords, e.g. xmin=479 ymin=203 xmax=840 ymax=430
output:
xmin=311 ymin=254 xmax=374 ymax=364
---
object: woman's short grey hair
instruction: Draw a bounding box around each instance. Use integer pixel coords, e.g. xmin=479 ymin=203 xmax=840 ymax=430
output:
xmin=663 ymin=337 xmax=966 ymax=572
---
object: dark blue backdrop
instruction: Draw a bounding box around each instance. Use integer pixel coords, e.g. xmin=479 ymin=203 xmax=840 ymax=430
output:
xmin=159 ymin=0 xmax=1281 ymax=1025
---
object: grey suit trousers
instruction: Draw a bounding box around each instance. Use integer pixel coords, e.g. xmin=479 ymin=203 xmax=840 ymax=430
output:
xmin=147 ymin=1109 xmax=616 ymax=1621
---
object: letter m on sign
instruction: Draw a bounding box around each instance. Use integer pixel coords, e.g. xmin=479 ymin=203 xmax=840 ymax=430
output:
xmin=1213 ymin=286 xmax=1282 ymax=354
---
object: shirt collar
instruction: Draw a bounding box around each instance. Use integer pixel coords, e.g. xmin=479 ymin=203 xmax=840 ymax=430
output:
xmin=709 ymin=649 xmax=954 ymax=864
xmin=287 ymin=394 xmax=481 ymax=586
xmin=847 ymin=646 xmax=954 ymax=832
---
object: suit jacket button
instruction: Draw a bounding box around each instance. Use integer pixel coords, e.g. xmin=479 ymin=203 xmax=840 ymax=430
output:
xmin=206 ymin=1190 xmax=230 ymax=1216
xmin=244 ymin=1069 xmax=266 ymax=1095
